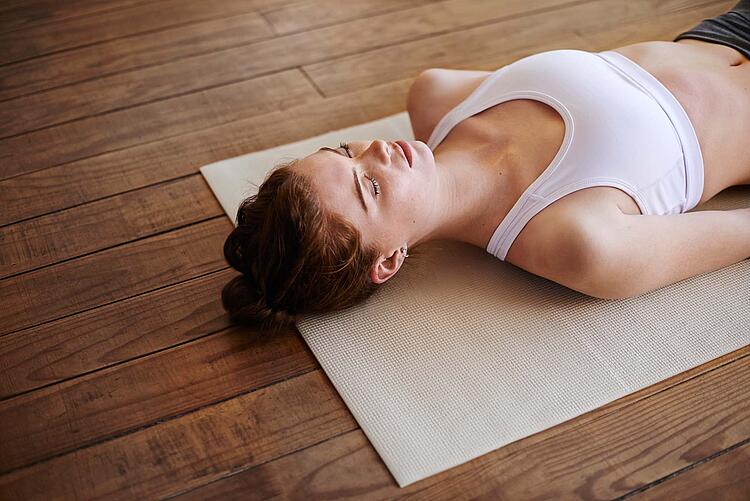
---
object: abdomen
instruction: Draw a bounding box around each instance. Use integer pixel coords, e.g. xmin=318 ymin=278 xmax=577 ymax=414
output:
xmin=612 ymin=40 xmax=750 ymax=203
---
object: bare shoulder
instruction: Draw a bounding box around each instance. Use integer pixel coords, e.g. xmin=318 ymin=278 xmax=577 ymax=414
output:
xmin=407 ymin=68 xmax=493 ymax=143
xmin=505 ymin=190 xmax=624 ymax=295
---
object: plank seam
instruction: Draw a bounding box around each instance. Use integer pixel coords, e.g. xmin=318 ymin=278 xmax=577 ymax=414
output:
xmin=160 ymin=428 xmax=362 ymax=500
xmin=0 ymin=321 xmax=231 ymax=403
xmin=0 ymin=62 xmax=297 ymax=141
xmin=0 ymin=7 xmax=275 ymax=70
xmin=615 ymin=435 xmax=750 ymax=500
xmin=0 ymin=172 xmax=198 ymax=230
xmin=0 ymin=0 xmax=155 ymax=37
xmin=298 ymin=66 xmax=327 ymax=98
xmin=0 ymin=233 xmax=230 ymax=340
xmin=0 ymin=30 xmax=280 ymax=105
xmin=0 ymin=213 xmax=221 ymax=282
xmin=255 ymin=9 xmax=277 ymax=36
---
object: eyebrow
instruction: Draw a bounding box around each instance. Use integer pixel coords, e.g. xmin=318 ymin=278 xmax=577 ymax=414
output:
xmin=318 ymin=147 xmax=368 ymax=213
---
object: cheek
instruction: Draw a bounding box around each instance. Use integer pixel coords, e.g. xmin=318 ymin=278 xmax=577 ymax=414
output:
xmin=397 ymin=183 xmax=429 ymax=217
xmin=388 ymin=182 xmax=413 ymax=209
xmin=383 ymin=167 xmax=429 ymax=213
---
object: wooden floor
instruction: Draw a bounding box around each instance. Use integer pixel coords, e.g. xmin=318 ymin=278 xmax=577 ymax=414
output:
xmin=1 ymin=0 xmax=749 ymax=498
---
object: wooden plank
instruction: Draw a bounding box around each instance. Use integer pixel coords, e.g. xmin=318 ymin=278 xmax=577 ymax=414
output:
xmin=304 ymin=0 xmax=731 ymax=95
xmin=0 ymin=217 xmax=230 ymax=336
xmin=0 ymin=68 xmax=320 ymax=176
xmin=637 ymin=441 xmax=750 ymax=500
xmin=0 ymin=370 xmax=356 ymax=499
xmin=0 ymin=0 xmax=285 ymax=65
xmin=263 ymin=0 xmax=440 ymax=35
xmin=177 ymin=430 xmax=391 ymax=499
xmin=0 ymin=325 xmax=319 ymax=474
xmin=0 ymin=77 xmax=411 ymax=226
xmin=1 ymin=347 xmax=748 ymax=499
xmin=0 ymin=269 xmax=236 ymax=399
xmin=0 ymin=0 xmax=575 ymax=148
xmin=0 ymin=175 xmax=222 ymax=279
xmin=0 ymin=12 xmax=272 ymax=101
xmin=0 ymin=0 xmax=146 ymax=34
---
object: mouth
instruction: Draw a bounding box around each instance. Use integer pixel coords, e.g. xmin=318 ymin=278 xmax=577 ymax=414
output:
xmin=394 ymin=140 xmax=412 ymax=168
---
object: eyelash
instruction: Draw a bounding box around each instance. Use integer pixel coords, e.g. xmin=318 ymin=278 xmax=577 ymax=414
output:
xmin=340 ymin=141 xmax=380 ymax=196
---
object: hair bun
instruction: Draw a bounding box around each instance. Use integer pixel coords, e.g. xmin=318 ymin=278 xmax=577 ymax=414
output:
xmin=221 ymin=274 xmax=296 ymax=332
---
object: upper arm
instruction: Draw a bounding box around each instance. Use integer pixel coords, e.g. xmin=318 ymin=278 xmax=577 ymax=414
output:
xmin=581 ymin=208 xmax=750 ymax=300
xmin=506 ymin=210 xmax=606 ymax=298
xmin=407 ymin=68 xmax=493 ymax=143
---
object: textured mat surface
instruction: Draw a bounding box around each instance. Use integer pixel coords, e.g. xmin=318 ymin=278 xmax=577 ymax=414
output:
xmin=200 ymin=111 xmax=750 ymax=487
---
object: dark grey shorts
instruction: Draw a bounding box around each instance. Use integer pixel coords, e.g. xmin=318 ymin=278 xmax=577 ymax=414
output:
xmin=673 ymin=0 xmax=750 ymax=60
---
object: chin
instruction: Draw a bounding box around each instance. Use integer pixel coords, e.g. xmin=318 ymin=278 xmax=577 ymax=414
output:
xmin=412 ymin=140 xmax=433 ymax=168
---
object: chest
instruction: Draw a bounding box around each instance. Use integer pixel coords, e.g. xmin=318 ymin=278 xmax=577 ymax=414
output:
xmin=432 ymin=98 xmax=642 ymax=269
xmin=414 ymin=43 xmax=749 ymax=255
xmin=413 ymin=65 xmax=652 ymax=225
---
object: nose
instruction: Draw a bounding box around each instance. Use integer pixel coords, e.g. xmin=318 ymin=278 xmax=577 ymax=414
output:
xmin=366 ymin=139 xmax=390 ymax=163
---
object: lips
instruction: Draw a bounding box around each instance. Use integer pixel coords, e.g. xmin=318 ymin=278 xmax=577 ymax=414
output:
xmin=394 ymin=140 xmax=412 ymax=168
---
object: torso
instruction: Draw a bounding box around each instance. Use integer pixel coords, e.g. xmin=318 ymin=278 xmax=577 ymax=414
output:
xmin=410 ymin=40 xmax=750 ymax=268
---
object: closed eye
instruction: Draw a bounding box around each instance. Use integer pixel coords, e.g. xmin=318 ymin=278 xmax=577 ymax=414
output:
xmin=365 ymin=174 xmax=380 ymax=196
xmin=339 ymin=143 xmax=380 ymax=197
xmin=319 ymin=144 xmax=380 ymax=199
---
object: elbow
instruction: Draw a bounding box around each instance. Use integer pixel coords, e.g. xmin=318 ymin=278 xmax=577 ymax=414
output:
xmin=575 ymin=262 xmax=641 ymax=301
xmin=567 ymin=243 xmax=639 ymax=301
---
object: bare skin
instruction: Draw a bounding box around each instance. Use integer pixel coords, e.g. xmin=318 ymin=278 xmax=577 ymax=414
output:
xmin=294 ymin=38 xmax=750 ymax=298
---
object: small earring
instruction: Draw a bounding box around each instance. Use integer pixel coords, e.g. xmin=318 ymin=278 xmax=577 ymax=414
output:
xmin=401 ymin=243 xmax=409 ymax=258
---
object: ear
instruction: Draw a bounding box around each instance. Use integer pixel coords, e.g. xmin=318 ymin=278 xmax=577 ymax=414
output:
xmin=369 ymin=247 xmax=404 ymax=285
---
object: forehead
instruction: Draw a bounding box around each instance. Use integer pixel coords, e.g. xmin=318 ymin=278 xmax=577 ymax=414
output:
xmin=298 ymin=149 xmax=369 ymax=217
xmin=297 ymin=150 xmax=342 ymax=179
xmin=313 ymin=146 xmax=342 ymax=160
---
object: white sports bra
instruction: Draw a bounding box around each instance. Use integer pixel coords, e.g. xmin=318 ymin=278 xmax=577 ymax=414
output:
xmin=426 ymin=49 xmax=704 ymax=261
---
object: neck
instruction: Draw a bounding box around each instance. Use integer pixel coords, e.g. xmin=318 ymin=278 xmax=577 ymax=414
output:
xmin=412 ymin=137 xmax=519 ymax=250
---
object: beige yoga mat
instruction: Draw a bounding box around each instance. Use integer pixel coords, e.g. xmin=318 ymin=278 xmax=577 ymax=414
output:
xmin=200 ymin=111 xmax=750 ymax=487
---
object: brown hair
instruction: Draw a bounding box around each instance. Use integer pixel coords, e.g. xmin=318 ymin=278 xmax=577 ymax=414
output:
xmin=221 ymin=160 xmax=382 ymax=334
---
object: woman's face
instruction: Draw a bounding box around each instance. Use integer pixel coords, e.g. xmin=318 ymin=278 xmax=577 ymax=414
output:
xmin=294 ymin=139 xmax=438 ymax=254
